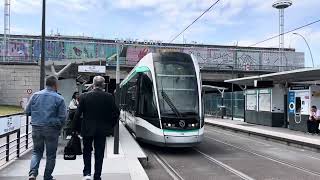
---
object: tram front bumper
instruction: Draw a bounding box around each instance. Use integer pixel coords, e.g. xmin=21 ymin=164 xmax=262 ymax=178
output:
xmin=164 ymin=134 xmax=203 ymax=147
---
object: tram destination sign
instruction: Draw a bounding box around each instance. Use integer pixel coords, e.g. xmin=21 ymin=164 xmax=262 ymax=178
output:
xmin=0 ymin=115 xmax=21 ymax=136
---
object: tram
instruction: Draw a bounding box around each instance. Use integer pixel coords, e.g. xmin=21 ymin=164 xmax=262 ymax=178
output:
xmin=118 ymin=52 xmax=203 ymax=147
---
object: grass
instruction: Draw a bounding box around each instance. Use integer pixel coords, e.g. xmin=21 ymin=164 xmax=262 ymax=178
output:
xmin=0 ymin=105 xmax=24 ymax=116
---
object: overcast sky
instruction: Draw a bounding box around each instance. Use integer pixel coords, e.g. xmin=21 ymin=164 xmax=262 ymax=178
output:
xmin=1 ymin=0 xmax=320 ymax=67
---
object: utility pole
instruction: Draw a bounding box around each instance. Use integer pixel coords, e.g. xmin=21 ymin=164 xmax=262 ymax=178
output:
xmin=113 ymin=43 xmax=120 ymax=154
xmin=3 ymin=0 xmax=10 ymax=62
xmin=227 ymin=65 xmax=234 ymax=120
xmin=40 ymin=0 xmax=46 ymax=90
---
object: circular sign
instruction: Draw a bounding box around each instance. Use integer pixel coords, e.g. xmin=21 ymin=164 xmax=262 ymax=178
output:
xmin=27 ymin=89 xmax=33 ymax=94
xmin=289 ymin=102 xmax=295 ymax=111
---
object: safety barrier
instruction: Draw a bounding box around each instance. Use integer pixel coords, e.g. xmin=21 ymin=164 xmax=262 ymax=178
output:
xmin=0 ymin=113 xmax=32 ymax=167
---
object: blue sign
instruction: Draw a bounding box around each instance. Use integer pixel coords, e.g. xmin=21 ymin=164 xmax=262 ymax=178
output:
xmin=288 ymin=91 xmax=295 ymax=113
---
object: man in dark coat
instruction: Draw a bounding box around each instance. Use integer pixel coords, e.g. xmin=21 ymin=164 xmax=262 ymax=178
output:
xmin=73 ymin=76 xmax=120 ymax=180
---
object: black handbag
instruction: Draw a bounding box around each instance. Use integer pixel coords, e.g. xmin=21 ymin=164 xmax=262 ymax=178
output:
xmin=64 ymin=134 xmax=82 ymax=160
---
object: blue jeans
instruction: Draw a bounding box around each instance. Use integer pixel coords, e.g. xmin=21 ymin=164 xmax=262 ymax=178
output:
xmin=29 ymin=126 xmax=60 ymax=180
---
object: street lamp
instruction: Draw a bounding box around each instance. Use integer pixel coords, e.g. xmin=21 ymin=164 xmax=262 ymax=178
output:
xmin=293 ymin=32 xmax=314 ymax=68
xmin=40 ymin=0 xmax=46 ymax=90
xmin=227 ymin=65 xmax=234 ymax=120
xmin=113 ymin=43 xmax=121 ymax=154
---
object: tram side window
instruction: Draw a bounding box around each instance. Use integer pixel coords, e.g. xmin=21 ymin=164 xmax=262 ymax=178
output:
xmin=137 ymin=72 xmax=158 ymax=118
xmin=126 ymin=74 xmax=138 ymax=114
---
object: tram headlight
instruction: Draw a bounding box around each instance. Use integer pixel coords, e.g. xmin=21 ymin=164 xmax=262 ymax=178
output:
xmin=168 ymin=123 xmax=172 ymax=127
xmin=192 ymin=124 xmax=195 ymax=127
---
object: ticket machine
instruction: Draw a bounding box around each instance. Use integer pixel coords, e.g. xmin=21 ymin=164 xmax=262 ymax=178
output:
xmin=288 ymin=85 xmax=320 ymax=132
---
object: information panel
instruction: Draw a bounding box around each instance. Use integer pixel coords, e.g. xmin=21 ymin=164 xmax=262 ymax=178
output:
xmin=246 ymin=90 xmax=257 ymax=111
xmin=0 ymin=115 xmax=21 ymax=136
xmin=258 ymin=89 xmax=271 ymax=112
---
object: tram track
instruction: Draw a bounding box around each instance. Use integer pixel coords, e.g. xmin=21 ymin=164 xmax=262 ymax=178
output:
xmin=152 ymin=152 xmax=185 ymax=180
xmin=204 ymin=134 xmax=320 ymax=178
xmin=206 ymin=127 xmax=320 ymax=162
xmin=192 ymin=148 xmax=256 ymax=180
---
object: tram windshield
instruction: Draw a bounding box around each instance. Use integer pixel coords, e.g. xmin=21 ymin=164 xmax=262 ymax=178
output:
xmin=154 ymin=53 xmax=199 ymax=117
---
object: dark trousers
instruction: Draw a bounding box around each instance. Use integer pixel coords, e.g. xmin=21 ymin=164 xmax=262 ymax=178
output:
xmin=83 ymin=136 xmax=107 ymax=180
xmin=307 ymin=120 xmax=319 ymax=134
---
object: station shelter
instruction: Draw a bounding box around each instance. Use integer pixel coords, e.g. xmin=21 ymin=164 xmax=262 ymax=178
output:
xmin=225 ymin=68 xmax=320 ymax=132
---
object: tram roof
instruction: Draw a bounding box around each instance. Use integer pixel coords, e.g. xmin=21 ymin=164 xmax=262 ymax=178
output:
xmin=224 ymin=67 xmax=320 ymax=85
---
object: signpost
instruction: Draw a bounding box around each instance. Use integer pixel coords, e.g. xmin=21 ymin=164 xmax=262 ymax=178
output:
xmin=78 ymin=65 xmax=106 ymax=73
xmin=0 ymin=115 xmax=21 ymax=136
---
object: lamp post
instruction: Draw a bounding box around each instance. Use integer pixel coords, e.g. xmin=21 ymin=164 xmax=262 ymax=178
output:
xmin=40 ymin=0 xmax=46 ymax=90
xmin=227 ymin=65 xmax=234 ymax=120
xmin=113 ymin=43 xmax=120 ymax=154
xmin=293 ymin=32 xmax=314 ymax=68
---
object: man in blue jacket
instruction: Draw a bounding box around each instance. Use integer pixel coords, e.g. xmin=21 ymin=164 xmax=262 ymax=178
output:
xmin=26 ymin=76 xmax=67 ymax=180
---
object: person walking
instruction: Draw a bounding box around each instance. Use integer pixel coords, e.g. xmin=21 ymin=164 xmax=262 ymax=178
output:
xmin=73 ymin=76 xmax=120 ymax=180
xmin=69 ymin=92 xmax=79 ymax=111
xmin=26 ymin=76 xmax=67 ymax=180
xmin=65 ymin=92 xmax=80 ymax=137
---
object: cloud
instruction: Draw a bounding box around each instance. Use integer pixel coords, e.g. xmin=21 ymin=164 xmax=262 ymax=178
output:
xmin=10 ymin=0 xmax=42 ymax=14
xmin=9 ymin=0 xmax=100 ymax=15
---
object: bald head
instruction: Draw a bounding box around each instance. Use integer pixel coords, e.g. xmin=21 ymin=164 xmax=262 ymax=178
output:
xmin=93 ymin=76 xmax=105 ymax=89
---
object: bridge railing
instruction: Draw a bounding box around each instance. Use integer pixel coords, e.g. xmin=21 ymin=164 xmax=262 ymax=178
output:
xmin=0 ymin=114 xmax=32 ymax=167
xmin=0 ymin=56 xmax=306 ymax=72
xmin=199 ymin=63 xmax=305 ymax=72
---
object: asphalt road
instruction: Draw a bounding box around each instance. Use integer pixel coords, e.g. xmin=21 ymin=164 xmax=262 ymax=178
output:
xmin=141 ymin=125 xmax=320 ymax=180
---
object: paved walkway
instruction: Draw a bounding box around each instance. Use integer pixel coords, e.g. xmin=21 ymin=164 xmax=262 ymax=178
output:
xmin=205 ymin=117 xmax=320 ymax=151
xmin=0 ymin=123 xmax=148 ymax=180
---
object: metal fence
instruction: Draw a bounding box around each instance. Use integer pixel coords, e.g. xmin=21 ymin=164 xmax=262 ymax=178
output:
xmin=0 ymin=114 xmax=32 ymax=167
xmin=204 ymin=91 xmax=245 ymax=119
xmin=0 ymin=55 xmax=305 ymax=73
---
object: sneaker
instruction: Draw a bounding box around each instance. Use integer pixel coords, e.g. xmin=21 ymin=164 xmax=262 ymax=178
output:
xmin=29 ymin=175 xmax=36 ymax=180
xmin=83 ymin=175 xmax=92 ymax=180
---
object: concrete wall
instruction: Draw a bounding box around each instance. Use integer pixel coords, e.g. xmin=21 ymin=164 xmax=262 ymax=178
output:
xmin=0 ymin=65 xmax=40 ymax=106
xmin=57 ymin=79 xmax=78 ymax=106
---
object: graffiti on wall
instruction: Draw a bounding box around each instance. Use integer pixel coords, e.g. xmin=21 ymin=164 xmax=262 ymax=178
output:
xmin=33 ymin=41 xmax=65 ymax=60
xmin=182 ymin=48 xmax=234 ymax=68
xmin=96 ymin=44 xmax=117 ymax=61
xmin=237 ymin=51 xmax=260 ymax=70
xmin=64 ymin=42 xmax=95 ymax=59
xmin=0 ymin=37 xmax=304 ymax=71
xmin=0 ymin=40 xmax=31 ymax=58
xmin=125 ymin=46 xmax=153 ymax=65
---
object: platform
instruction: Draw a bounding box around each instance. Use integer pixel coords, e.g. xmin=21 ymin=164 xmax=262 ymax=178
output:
xmin=205 ymin=117 xmax=320 ymax=152
xmin=0 ymin=122 xmax=148 ymax=180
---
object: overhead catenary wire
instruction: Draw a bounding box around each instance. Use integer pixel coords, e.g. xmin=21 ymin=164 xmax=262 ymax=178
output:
xmin=169 ymin=0 xmax=221 ymax=43
xmin=249 ymin=19 xmax=320 ymax=47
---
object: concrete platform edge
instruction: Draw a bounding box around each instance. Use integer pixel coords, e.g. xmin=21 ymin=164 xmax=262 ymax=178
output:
xmin=205 ymin=121 xmax=320 ymax=152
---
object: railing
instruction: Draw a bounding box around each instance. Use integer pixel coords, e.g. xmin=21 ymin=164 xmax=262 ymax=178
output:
xmin=0 ymin=56 xmax=306 ymax=73
xmin=200 ymin=64 xmax=306 ymax=72
xmin=0 ymin=114 xmax=32 ymax=167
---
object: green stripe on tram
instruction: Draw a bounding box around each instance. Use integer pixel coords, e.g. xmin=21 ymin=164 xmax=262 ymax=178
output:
xmin=120 ymin=66 xmax=150 ymax=86
xmin=135 ymin=66 xmax=150 ymax=73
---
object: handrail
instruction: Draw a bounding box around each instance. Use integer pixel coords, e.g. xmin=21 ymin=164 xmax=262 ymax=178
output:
xmin=0 ymin=112 xmax=24 ymax=118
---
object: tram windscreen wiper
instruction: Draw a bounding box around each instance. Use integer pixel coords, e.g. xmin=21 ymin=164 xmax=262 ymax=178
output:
xmin=161 ymin=90 xmax=181 ymax=117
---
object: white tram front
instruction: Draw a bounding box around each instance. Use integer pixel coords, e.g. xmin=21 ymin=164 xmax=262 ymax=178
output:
xmin=119 ymin=52 xmax=203 ymax=147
